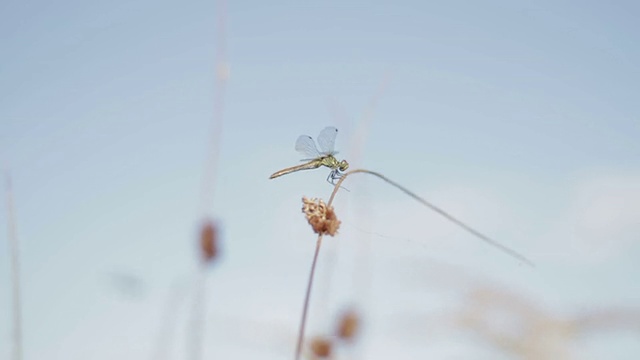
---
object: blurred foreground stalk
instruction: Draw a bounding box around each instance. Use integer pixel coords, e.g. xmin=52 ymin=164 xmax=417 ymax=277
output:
xmin=5 ymin=173 xmax=23 ymax=360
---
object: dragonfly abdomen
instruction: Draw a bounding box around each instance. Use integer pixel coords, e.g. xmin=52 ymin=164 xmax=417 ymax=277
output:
xmin=269 ymin=159 xmax=324 ymax=179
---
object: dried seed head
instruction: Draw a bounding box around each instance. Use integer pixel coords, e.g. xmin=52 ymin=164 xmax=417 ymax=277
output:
xmin=199 ymin=219 xmax=219 ymax=263
xmin=336 ymin=309 xmax=360 ymax=341
xmin=301 ymin=197 xmax=341 ymax=236
xmin=309 ymin=336 xmax=333 ymax=358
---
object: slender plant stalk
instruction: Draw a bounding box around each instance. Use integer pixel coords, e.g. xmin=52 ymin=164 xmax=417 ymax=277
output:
xmin=295 ymin=168 xmax=533 ymax=359
xmin=150 ymin=280 xmax=186 ymax=360
xmin=199 ymin=0 xmax=228 ymax=217
xmin=329 ymin=169 xmax=534 ymax=267
xmin=5 ymin=173 xmax=23 ymax=360
xmin=191 ymin=0 xmax=228 ymax=358
xmin=190 ymin=267 xmax=207 ymax=360
xmin=295 ymin=235 xmax=324 ymax=360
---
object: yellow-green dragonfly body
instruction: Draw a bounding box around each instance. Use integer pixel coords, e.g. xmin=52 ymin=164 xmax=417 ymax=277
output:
xmin=269 ymin=126 xmax=349 ymax=184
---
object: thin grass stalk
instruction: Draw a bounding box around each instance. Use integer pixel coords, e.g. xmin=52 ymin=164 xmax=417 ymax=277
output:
xmin=150 ymin=280 xmax=186 ymax=360
xmin=191 ymin=0 xmax=228 ymax=358
xmin=199 ymin=0 xmax=228 ymax=217
xmin=295 ymin=235 xmax=324 ymax=360
xmin=328 ymin=169 xmax=534 ymax=267
xmin=189 ymin=267 xmax=207 ymax=360
xmin=5 ymin=173 xmax=23 ymax=360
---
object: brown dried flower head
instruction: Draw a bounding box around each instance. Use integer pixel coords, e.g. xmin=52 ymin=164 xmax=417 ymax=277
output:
xmin=302 ymin=197 xmax=341 ymax=236
xmin=199 ymin=219 xmax=219 ymax=263
xmin=309 ymin=336 xmax=333 ymax=358
xmin=336 ymin=309 xmax=360 ymax=341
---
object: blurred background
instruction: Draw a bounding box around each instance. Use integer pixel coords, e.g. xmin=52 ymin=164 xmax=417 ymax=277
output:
xmin=1 ymin=1 xmax=639 ymax=359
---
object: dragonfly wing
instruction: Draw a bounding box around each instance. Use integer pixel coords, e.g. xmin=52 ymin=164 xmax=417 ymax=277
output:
xmin=295 ymin=135 xmax=321 ymax=159
xmin=316 ymin=126 xmax=338 ymax=155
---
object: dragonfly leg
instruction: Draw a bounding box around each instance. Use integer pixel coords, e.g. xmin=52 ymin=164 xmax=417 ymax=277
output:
xmin=328 ymin=171 xmax=350 ymax=191
xmin=326 ymin=171 xmax=335 ymax=185
xmin=327 ymin=170 xmax=343 ymax=185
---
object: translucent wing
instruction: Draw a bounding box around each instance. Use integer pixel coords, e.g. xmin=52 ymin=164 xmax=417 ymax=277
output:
xmin=295 ymin=135 xmax=321 ymax=160
xmin=316 ymin=126 xmax=338 ymax=155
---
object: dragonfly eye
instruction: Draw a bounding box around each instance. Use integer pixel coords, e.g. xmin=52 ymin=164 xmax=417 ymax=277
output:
xmin=339 ymin=160 xmax=349 ymax=171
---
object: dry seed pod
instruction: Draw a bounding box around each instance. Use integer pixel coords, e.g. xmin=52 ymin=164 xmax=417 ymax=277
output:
xmin=309 ymin=336 xmax=333 ymax=358
xmin=199 ymin=219 xmax=219 ymax=263
xmin=301 ymin=197 xmax=341 ymax=236
xmin=336 ymin=309 xmax=360 ymax=341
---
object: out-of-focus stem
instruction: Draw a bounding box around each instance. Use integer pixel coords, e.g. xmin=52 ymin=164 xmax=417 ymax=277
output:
xmin=5 ymin=173 xmax=23 ymax=360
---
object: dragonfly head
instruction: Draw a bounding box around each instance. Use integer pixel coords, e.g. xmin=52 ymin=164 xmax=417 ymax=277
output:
xmin=338 ymin=159 xmax=349 ymax=172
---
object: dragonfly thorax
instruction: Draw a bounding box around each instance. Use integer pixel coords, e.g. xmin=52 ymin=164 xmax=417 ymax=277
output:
xmin=320 ymin=155 xmax=348 ymax=172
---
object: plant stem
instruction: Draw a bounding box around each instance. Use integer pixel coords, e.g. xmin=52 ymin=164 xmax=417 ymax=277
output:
xmin=190 ymin=265 xmax=207 ymax=360
xmin=5 ymin=173 xmax=23 ymax=360
xmin=295 ymin=235 xmax=324 ymax=360
xmin=329 ymin=169 xmax=534 ymax=267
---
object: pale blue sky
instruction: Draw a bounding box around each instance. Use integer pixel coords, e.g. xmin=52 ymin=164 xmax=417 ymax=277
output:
xmin=1 ymin=1 xmax=639 ymax=359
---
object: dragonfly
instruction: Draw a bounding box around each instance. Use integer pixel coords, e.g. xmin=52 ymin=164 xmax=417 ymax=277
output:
xmin=269 ymin=126 xmax=349 ymax=184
